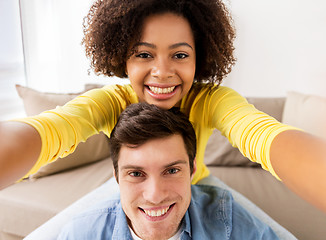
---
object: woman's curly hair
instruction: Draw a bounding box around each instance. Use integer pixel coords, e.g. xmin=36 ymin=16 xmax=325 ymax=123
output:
xmin=82 ymin=0 xmax=236 ymax=85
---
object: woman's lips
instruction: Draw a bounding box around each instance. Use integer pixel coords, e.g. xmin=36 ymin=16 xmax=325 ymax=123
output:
xmin=148 ymin=86 xmax=175 ymax=94
xmin=145 ymin=85 xmax=179 ymax=100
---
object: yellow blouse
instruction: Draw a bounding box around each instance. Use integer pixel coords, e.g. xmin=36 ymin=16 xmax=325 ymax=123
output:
xmin=15 ymin=83 xmax=297 ymax=183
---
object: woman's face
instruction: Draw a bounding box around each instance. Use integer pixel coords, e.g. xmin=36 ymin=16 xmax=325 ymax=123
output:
xmin=126 ymin=13 xmax=196 ymax=109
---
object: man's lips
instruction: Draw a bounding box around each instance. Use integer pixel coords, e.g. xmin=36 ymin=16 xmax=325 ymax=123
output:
xmin=139 ymin=203 xmax=175 ymax=221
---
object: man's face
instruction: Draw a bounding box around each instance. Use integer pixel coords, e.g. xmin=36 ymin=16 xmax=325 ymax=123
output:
xmin=117 ymin=134 xmax=194 ymax=240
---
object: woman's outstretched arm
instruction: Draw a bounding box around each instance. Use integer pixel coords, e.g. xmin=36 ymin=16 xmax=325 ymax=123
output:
xmin=0 ymin=121 xmax=41 ymax=189
xmin=270 ymin=130 xmax=326 ymax=212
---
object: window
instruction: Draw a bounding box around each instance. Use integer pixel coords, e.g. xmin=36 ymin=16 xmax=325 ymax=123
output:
xmin=19 ymin=0 xmax=128 ymax=93
xmin=0 ymin=0 xmax=25 ymax=120
xmin=0 ymin=0 xmax=129 ymax=120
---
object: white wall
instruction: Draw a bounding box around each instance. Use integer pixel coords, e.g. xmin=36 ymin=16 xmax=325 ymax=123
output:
xmin=222 ymin=0 xmax=326 ymax=97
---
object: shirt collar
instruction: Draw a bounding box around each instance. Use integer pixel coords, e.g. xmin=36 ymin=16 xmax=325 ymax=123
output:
xmin=182 ymin=208 xmax=192 ymax=238
xmin=112 ymin=202 xmax=133 ymax=240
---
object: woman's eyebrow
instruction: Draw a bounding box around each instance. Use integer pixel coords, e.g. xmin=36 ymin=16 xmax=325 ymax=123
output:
xmin=169 ymin=42 xmax=193 ymax=50
xmin=134 ymin=42 xmax=156 ymax=49
xmin=133 ymin=42 xmax=193 ymax=50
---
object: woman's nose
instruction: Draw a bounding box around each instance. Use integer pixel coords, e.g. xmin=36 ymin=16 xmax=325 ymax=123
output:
xmin=151 ymin=58 xmax=174 ymax=80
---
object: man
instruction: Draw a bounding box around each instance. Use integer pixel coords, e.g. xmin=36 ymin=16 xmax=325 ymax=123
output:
xmin=58 ymin=103 xmax=279 ymax=240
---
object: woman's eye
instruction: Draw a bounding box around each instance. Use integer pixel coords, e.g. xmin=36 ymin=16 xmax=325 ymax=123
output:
xmin=174 ymin=53 xmax=189 ymax=59
xmin=135 ymin=52 xmax=152 ymax=59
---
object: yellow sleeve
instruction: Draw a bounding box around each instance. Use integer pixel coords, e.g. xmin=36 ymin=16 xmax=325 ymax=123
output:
xmin=206 ymin=86 xmax=299 ymax=180
xmin=13 ymin=84 xmax=138 ymax=179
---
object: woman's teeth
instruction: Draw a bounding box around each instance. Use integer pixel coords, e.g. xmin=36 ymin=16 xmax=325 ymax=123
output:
xmin=144 ymin=206 xmax=170 ymax=217
xmin=148 ymin=86 xmax=175 ymax=94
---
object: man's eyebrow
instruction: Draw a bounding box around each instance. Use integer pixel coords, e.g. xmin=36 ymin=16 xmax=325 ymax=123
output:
xmin=164 ymin=160 xmax=188 ymax=168
xmin=120 ymin=160 xmax=187 ymax=171
xmin=133 ymin=42 xmax=193 ymax=50
xmin=120 ymin=165 xmax=144 ymax=171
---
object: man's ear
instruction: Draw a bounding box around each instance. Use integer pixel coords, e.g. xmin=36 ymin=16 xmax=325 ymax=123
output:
xmin=191 ymin=158 xmax=197 ymax=180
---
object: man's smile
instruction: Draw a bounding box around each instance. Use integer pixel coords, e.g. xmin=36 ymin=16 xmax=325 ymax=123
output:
xmin=139 ymin=203 xmax=176 ymax=221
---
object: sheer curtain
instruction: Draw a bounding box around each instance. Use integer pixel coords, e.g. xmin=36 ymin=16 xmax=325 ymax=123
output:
xmin=0 ymin=0 xmax=25 ymax=120
xmin=19 ymin=0 xmax=128 ymax=93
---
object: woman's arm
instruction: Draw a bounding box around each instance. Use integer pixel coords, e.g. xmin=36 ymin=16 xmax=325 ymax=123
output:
xmin=270 ymin=130 xmax=326 ymax=212
xmin=0 ymin=121 xmax=41 ymax=189
xmin=0 ymin=85 xmax=135 ymax=189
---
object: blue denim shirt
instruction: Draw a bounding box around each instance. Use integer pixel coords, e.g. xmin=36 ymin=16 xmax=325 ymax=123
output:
xmin=58 ymin=185 xmax=279 ymax=239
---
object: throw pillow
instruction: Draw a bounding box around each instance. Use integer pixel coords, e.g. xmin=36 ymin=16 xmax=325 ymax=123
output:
xmin=282 ymin=91 xmax=326 ymax=139
xmin=15 ymin=85 xmax=111 ymax=179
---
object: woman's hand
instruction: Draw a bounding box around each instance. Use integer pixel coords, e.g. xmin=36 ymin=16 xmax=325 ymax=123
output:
xmin=271 ymin=130 xmax=326 ymax=212
xmin=0 ymin=121 xmax=41 ymax=189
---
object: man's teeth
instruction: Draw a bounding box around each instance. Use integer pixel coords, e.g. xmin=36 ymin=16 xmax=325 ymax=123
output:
xmin=144 ymin=206 xmax=170 ymax=217
xmin=148 ymin=86 xmax=175 ymax=94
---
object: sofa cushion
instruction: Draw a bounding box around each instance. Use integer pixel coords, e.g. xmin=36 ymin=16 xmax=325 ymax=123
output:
xmin=15 ymin=85 xmax=111 ymax=179
xmin=282 ymin=91 xmax=326 ymax=139
xmin=204 ymin=129 xmax=259 ymax=167
xmin=204 ymin=97 xmax=285 ymax=167
xmin=84 ymin=83 xmax=106 ymax=91
xmin=209 ymin=166 xmax=326 ymax=240
xmin=0 ymin=157 xmax=113 ymax=238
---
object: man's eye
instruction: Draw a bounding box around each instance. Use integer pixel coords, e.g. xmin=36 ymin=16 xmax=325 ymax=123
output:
xmin=174 ymin=53 xmax=189 ymax=59
xmin=166 ymin=168 xmax=179 ymax=174
xmin=129 ymin=171 xmax=143 ymax=177
xmin=135 ymin=53 xmax=152 ymax=58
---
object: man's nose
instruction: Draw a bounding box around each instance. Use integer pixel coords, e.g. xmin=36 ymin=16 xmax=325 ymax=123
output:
xmin=151 ymin=58 xmax=174 ymax=80
xmin=142 ymin=177 xmax=168 ymax=204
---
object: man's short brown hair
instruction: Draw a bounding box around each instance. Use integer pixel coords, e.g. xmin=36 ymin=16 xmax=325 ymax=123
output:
xmin=109 ymin=103 xmax=197 ymax=180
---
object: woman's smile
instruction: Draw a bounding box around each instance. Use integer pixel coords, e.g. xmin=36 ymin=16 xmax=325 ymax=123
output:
xmin=145 ymin=84 xmax=179 ymax=100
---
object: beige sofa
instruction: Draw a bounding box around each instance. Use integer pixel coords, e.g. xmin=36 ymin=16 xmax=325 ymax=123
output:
xmin=0 ymin=85 xmax=325 ymax=240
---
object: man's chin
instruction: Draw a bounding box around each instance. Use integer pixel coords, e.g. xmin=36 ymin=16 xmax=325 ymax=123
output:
xmin=136 ymin=230 xmax=174 ymax=240
xmin=133 ymin=221 xmax=180 ymax=240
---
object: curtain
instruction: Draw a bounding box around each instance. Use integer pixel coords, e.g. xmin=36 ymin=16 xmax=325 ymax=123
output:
xmin=19 ymin=0 xmax=128 ymax=93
